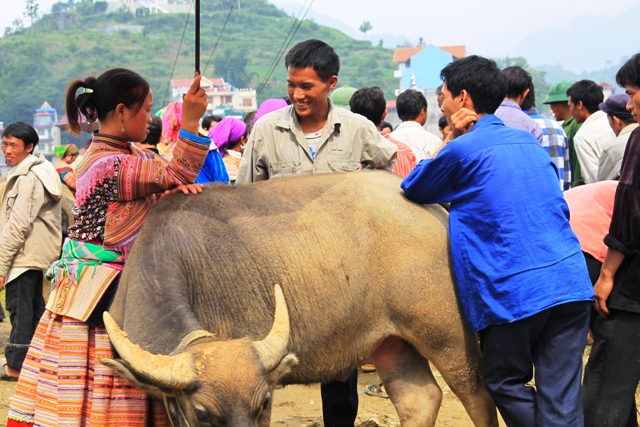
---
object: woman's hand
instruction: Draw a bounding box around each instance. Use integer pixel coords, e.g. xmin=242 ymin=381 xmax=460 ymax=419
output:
xmin=182 ymin=76 xmax=208 ymax=135
xmin=162 ymin=183 xmax=204 ymax=197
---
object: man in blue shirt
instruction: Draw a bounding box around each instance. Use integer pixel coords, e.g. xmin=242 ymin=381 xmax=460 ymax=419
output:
xmin=401 ymin=55 xmax=593 ymax=427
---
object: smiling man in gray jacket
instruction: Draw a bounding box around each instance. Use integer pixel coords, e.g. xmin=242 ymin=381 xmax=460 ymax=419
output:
xmin=0 ymin=122 xmax=62 ymax=381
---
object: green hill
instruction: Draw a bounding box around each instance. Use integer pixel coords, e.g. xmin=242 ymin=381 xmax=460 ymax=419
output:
xmin=0 ymin=0 xmax=398 ymax=128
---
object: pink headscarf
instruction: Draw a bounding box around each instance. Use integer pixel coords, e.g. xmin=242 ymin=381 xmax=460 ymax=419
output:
xmin=208 ymin=117 xmax=247 ymax=156
xmin=161 ymin=102 xmax=183 ymax=144
xmin=254 ymin=98 xmax=288 ymax=124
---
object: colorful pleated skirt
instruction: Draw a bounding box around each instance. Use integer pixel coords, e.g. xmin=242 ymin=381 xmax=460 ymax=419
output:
xmin=7 ymin=310 xmax=169 ymax=427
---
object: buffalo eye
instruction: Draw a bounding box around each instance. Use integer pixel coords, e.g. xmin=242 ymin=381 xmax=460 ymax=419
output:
xmin=262 ymin=395 xmax=272 ymax=411
xmin=195 ymin=408 xmax=213 ymax=425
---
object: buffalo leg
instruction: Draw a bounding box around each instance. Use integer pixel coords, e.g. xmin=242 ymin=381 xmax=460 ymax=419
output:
xmin=417 ymin=333 xmax=499 ymax=427
xmin=370 ymin=336 xmax=442 ymax=427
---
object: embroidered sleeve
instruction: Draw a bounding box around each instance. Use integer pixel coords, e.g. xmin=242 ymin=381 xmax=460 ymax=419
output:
xmin=116 ymin=131 xmax=209 ymax=201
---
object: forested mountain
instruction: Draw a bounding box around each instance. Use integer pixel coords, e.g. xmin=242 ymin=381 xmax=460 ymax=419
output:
xmin=0 ymin=0 xmax=397 ymax=126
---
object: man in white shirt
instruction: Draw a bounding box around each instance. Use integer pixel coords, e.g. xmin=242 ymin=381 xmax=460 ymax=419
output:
xmin=390 ymin=89 xmax=442 ymax=160
xmin=567 ymin=80 xmax=615 ymax=184
xmin=597 ymin=93 xmax=639 ymax=181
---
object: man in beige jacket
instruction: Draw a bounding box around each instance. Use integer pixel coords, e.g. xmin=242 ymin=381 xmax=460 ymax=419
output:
xmin=0 ymin=122 xmax=62 ymax=380
xmin=237 ymin=39 xmax=396 ymax=427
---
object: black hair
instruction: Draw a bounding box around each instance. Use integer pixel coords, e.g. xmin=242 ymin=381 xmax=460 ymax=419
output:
xmin=616 ymin=53 xmax=640 ymax=89
xmin=65 ymin=68 xmax=150 ymax=135
xmin=380 ymin=121 xmax=393 ymax=132
xmin=142 ymin=116 xmax=162 ymax=146
xmin=349 ymin=87 xmax=386 ymax=126
xmin=244 ymin=111 xmax=257 ymax=131
xmin=438 ymin=116 xmax=449 ymax=129
xmin=502 ymin=66 xmax=532 ymax=99
xmin=202 ymin=115 xmax=223 ymax=131
xmin=520 ymin=83 xmax=536 ymax=111
xmin=440 ymin=55 xmax=507 ymax=115
xmin=285 ymin=39 xmax=340 ymax=82
xmin=2 ymin=122 xmax=39 ymax=153
xmin=566 ymin=80 xmax=604 ymax=114
xmin=396 ymin=90 xmax=427 ymax=121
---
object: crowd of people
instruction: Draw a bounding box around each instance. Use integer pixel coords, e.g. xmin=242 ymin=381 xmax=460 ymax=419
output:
xmin=0 ymin=37 xmax=639 ymax=427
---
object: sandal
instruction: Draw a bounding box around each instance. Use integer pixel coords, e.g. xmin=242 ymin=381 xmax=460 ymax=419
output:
xmin=0 ymin=364 xmax=18 ymax=381
xmin=364 ymin=383 xmax=388 ymax=398
xmin=361 ymin=363 xmax=376 ymax=373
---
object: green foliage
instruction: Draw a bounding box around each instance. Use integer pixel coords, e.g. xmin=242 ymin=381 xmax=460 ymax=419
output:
xmin=359 ymin=20 xmax=372 ymax=35
xmin=213 ymin=47 xmax=250 ymax=88
xmin=0 ymin=0 xmax=400 ymax=124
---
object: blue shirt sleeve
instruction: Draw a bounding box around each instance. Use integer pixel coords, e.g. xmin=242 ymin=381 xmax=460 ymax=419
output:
xmin=195 ymin=150 xmax=230 ymax=184
xmin=179 ymin=128 xmax=210 ymax=145
xmin=400 ymin=148 xmax=459 ymax=204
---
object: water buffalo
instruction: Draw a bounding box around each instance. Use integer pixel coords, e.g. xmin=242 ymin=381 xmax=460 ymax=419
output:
xmin=103 ymin=171 xmax=498 ymax=427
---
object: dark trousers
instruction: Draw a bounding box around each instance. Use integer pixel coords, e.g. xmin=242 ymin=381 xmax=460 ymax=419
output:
xmin=5 ymin=270 xmax=45 ymax=371
xmin=480 ymin=301 xmax=591 ymax=427
xmin=583 ymin=309 xmax=640 ymax=427
xmin=321 ymin=370 xmax=358 ymax=427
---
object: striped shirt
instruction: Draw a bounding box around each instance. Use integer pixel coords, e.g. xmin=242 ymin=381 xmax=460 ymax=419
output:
xmin=527 ymin=109 xmax=571 ymax=191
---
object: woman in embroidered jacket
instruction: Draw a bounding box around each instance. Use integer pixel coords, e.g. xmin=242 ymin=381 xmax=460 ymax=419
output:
xmin=7 ymin=69 xmax=210 ymax=427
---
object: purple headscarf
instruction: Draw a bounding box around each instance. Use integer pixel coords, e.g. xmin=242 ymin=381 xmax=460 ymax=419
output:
xmin=254 ymin=98 xmax=288 ymax=124
xmin=208 ymin=117 xmax=247 ymax=156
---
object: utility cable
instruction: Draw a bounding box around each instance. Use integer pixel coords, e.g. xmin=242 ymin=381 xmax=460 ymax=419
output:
xmin=254 ymin=0 xmax=308 ymax=99
xmin=202 ymin=0 xmax=238 ymax=76
xmin=162 ymin=2 xmax=193 ymax=108
xmin=255 ymin=0 xmax=314 ymax=102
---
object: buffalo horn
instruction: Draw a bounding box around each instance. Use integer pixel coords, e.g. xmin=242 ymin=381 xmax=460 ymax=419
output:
xmin=103 ymin=312 xmax=197 ymax=390
xmin=252 ymin=284 xmax=291 ymax=372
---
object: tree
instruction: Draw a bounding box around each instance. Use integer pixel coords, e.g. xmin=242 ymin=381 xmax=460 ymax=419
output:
xmin=359 ymin=20 xmax=372 ymax=36
xmin=213 ymin=47 xmax=251 ymax=89
xmin=24 ymin=0 xmax=40 ymax=32
xmin=418 ymin=37 xmax=425 ymax=47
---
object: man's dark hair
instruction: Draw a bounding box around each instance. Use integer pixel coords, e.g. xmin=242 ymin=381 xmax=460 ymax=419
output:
xmin=520 ymin=83 xmax=536 ymax=111
xmin=616 ymin=53 xmax=640 ymax=88
xmin=202 ymin=115 xmax=223 ymax=130
xmin=142 ymin=116 xmax=162 ymax=146
xmin=380 ymin=121 xmax=393 ymax=133
xmin=438 ymin=116 xmax=448 ymax=129
xmin=566 ymin=80 xmax=604 ymax=114
xmin=396 ymin=90 xmax=427 ymax=121
xmin=503 ymin=66 xmax=532 ymax=99
xmin=2 ymin=122 xmax=39 ymax=153
xmin=285 ymin=39 xmax=340 ymax=82
xmin=350 ymin=87 xmax=386 ymax=126
xmin=441 ymin=56 xmax=507 ymax=115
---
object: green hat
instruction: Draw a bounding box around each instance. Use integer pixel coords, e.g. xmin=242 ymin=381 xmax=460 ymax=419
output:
xmin=330 ymin=86 xmax=358 ymax=110
xmin=544 ymin=80 xmax=574 ymax=104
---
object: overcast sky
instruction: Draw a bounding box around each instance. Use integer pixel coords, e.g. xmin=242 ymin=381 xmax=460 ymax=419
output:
xmin=3 ymin=0 xmax=639 ymax=71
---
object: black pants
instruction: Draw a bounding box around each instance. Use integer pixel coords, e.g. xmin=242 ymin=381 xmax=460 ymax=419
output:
xmin=321 ymin=370 xmax=358 ymax=427
xmin=5 ymin=270 xmax=45 ymax=371
xmin=583 ymin=309 xmax=640 ymax=427
xmin=480 ymin=301 xmax=591 ymax=427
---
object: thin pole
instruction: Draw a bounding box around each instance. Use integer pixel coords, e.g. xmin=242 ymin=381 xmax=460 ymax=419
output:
xmin=195 ymin=0 xmax=200 ymax=77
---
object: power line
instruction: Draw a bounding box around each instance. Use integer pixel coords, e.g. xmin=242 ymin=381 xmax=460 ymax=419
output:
xmin=162 ymin=2 xmax=193 ymax=108
xmin=255 ymin=0 xmax=314 ymax=102
xmin=254 ymin=0 xmax=307 ymax=99
xmin=202 ymin=0 xmax=238 ymax=76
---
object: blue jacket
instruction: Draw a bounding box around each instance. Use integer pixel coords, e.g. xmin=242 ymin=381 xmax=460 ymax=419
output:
xmin=401 ymin=114 xmax=593 ymax=332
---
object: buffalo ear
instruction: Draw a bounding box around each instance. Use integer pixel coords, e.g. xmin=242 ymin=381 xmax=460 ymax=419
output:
xmin=264 ymin=353 xmax=299 ymax=385
xmin=100 ymin=357 xmax=176 ymax=399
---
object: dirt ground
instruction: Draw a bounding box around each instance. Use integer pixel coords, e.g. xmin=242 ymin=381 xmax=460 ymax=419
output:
xmin=0 ymin=295 xmax=637 ymax=427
